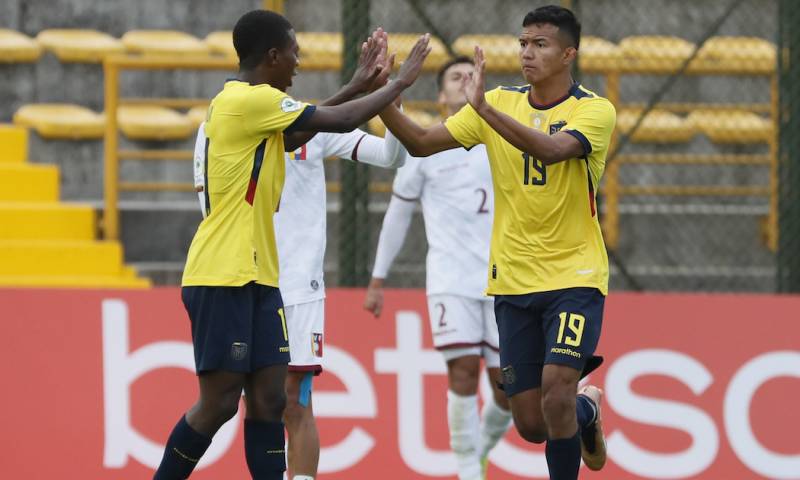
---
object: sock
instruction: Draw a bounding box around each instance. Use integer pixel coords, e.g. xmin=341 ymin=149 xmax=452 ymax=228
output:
xmin=447 ymin=390 xmax=482 ymax=480
xmin=545 ymin=432 xmax=581 ymax=480
xmin=244 ymin=419 xmax=286 ymax=480
xmin=478 ymin=397 xmax=512 ymax=458
xmin=292 ymin=476 xmax=314 ymax=480
xmin=576 ymin=394 xmax=598 ymax=452
xmin=153 ymin=415 xmax=212 ymax=480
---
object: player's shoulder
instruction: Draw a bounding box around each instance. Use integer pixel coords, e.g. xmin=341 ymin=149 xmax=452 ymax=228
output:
xmin=571 ymin=85 xmax=615 ymax=110
xmin=490 ymin=84 xmax=532 ymax=99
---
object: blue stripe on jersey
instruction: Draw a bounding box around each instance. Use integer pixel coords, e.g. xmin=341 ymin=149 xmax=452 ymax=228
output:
xmin=565 ymin=129 xmax=592 ymax=157
xmin=203 ymin=137 xmax=211 ymax=216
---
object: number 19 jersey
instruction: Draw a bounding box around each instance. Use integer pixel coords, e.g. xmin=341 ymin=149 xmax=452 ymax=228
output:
xmin=444 ymin=83 xmax=616 ymax=296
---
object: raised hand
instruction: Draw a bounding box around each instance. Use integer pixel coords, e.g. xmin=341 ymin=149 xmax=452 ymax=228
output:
xmin=463 ymin=45 xmax=487 ymax=111
xmin=346 ymin=28 xmax=387 ymax=94
xmin=394 ymin=33 xmax=431 ymax=88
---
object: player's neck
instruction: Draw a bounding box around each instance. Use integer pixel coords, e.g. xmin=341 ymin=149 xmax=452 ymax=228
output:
xmin=529 ymin=73 xmax=575 ymax=108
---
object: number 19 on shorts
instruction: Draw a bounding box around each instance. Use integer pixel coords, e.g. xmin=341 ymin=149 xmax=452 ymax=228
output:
xmin=557 ymin=312 xmax=585 ymax=347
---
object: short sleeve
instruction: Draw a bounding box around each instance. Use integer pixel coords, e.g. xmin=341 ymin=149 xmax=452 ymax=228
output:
xmin=444 ymin=88 xmax=501 ymax=149
xmin=563 ymin=99 xmax=616 ymax=186
xmin=322 ymin=128 xmax=366 ymax=159
xmin=391 ymin=155 xmax=425 ymax=201
xmin=245 ymin=85 xmax=316 ymax=136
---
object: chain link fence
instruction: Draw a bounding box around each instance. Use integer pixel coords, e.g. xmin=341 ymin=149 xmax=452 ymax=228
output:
xmin=300 ymin=0 xmax=796 ymax=292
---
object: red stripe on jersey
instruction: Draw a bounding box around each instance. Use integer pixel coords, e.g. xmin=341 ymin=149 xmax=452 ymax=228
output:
xmin=245 ymin=178 xmax=258 ymax=205
xmin=298 ymin=143 xmax=307 ymax=160
xmin=589 ymin=188 xmax=596 ymax=217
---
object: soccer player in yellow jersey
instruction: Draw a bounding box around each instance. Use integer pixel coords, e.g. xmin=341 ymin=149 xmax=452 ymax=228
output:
xmin=153 ymin=10 xmax=431 ymax=480
xmin=378 ymin=5 xmax=615 ymax=480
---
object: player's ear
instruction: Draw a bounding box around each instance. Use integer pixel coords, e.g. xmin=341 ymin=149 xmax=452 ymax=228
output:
xmin=266 ymin=47 xmax=280 ymax=65
xmin=563 ymin=46 xmax=577 ymax=65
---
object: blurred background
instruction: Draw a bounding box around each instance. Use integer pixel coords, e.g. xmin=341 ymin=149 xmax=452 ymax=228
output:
xmin=1 ymin=0 xmax=799 ymax=293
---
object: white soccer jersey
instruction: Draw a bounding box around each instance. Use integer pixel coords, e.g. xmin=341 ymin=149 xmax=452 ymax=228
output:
xmin=391 ymin=146 xmax=493 ymax=298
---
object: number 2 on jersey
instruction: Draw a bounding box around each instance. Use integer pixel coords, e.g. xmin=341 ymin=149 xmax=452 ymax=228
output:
xmin=522 ymin=152 xmax=546 ymax=186
xmin=475 ymin=188 xmax=490 ymax=214
xmin=556 ymin=312 xmax=585 ymax=347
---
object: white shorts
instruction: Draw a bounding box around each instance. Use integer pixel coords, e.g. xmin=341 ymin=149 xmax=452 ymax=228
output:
xmin=285 ymin=299 xmax=325 ymax=374
xmin=427 ymin=294 xmax=499 ymax=367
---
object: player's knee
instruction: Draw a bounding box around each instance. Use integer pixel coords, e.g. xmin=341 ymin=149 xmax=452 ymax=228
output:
xmin=202 ymin=391 xmax=241 ymax=427
xmin=447 ymin=358 xmax=481 ymax=395
xmin=282 ymin=394 xmax=309 ymax=427
xmin=541 ymin=384 xmax=576 ymax=424
xmin=248 ymin=386 xmax=287 ymax=421
xmin=514 ymin=418 xmax=547 ymax=444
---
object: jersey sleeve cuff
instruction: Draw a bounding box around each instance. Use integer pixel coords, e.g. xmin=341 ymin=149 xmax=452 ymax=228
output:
xmin=392 ymin=191 xmax=420 ymax=202
xmin=284 ymin=104 xmax=317 ymax=134
xmin=565 ymin=129 xmax=592 ymax=157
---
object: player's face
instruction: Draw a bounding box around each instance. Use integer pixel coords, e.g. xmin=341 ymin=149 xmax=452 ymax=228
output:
xmin=274 ymin=30 xmax=300 ymax=91
xmin=518 ymin=23 xmax=575 ymax=84
xmin=438 ymin=62 xmax=474 ymax=114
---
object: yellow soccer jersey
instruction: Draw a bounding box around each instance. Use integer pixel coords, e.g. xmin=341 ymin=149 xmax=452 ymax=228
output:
xmin=444 ymin=83 xmax=616 ymax=296
xmin=182 ymin=80 xmax=315 ymax=287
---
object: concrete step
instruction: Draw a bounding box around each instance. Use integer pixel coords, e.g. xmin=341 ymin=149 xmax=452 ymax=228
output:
xmin=0 ymin=202 xmax=95 ymax=240
xmin=0 ymin=240 xmax=125 ymax=276
xmin=0 ymin=164 xmax=59 ymax=202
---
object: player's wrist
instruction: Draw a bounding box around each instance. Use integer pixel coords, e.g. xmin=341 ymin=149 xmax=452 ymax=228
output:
xmin=368 ymin=277 xmax=385 ymax=288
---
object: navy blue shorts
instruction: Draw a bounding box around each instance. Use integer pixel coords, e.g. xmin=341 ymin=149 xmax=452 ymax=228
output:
xmin=182 ymin=282 xmax=290 ymax=374
xmin=494 ymin=287 xmax=604 ymax=397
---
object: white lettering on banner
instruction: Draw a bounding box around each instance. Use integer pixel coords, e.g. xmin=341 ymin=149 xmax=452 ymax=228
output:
xmin=724 ymin=351 xmax=800 ymax=479
xmin=605 ymin=349 xmax=718 ymax=479
xmin=316 ymin=345 xmax=377 ymax=473
xmin=375 ymin=311 xmax=456 ymax=476
xmin=101 ymin=299 xmax=239 ymax=470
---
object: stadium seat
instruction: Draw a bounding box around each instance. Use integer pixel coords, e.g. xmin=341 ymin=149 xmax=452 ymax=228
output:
xmin=389 ymin=33 xmax=451 ymax=72
xmin=205 ymin=31 xmax=236 ymax=57
xmin=453 ymin=34 xmax=517 ymax=72
xmin=578 ymin=36 xmax=622 ymax=72
xmin=36 ymin=29 xmax=124 ymax=62
xmin=618 ymin=36 xmax=695 ymax=73
xmin=0 ymin=202 xmax=95 ymax=241
xmin=688 ymin=109 xmax=772 ymax=144
xmin=0 ymin=28 xmax=42 ymax=62
xmin=186 ymin=105 xmax=209 ymax=128
xmin=117 ymin=105 xmax=194 ymax=140
xmin=689 ymin=36 xmax=776 ymax=74
xmin=368 ymin=108 xmax=441 ymax=137
xmin=13 ymin=104 xmax=105 ymax=140
xmin=121 ymin=30 xmax=210 ymax=56
xmin=616 ymin=109 xmax=694 ymax=143
xmin=0 ymin=163 xmax=59 ymax=202
xmin=0 ymin=124 xmax=28 ymax=164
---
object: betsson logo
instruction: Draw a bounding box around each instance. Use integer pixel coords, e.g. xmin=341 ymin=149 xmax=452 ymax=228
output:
xmin=101 ymin=299 xmax=800 ymax=479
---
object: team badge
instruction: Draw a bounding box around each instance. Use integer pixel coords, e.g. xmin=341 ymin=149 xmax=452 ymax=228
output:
xmin=231 ymin=342 xmax=248 ymax=361
xmin=532 ymin=113 xmax=546 ymax=129
xmin=310 ymin=279 xmax=319 ymax=290
xmin=311 ymin=333 xmax=323 ymax=357
xmin=501 ymin=365 xmax=516 ymax=385
xmin=549 ymin=121 xmax=567 ymax=135
xmin=281 ymin=97 xmax=302 ymax=113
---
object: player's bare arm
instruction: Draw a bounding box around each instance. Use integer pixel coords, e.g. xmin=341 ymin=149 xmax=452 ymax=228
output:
xmin=285 ymin=28 xmax=392 ymax=151
xmin=378 ymin=106 xmax=461 ymax=157
xmin=464 ymin=46 xmax=584 ymax=165
xmin=299 ymin=34 xmax=431 ymax=133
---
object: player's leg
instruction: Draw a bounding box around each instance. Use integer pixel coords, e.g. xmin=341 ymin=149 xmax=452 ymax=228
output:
xmin=242 ymin=285 xmax=292 ymax=480
xmin=478 ymin=299 xmax=512 ymax=461
xmin=540 ymin=288 xmax=606 ymax=479
xmin=282 ymin=299 xmax=324 ymax=480
xmin=429 ymin=295 xmax=484 ymax=480
xmin=493 ymin=294 xmax=548 ymax=444
xmin=154 ymin=285 xmax=254 ymax=479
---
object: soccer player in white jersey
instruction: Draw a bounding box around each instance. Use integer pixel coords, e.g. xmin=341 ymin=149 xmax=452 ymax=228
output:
xmin=363 ymin=57 xmax=512 ymax=480
xmin=193 ymin=41 xmax=407 ymax=477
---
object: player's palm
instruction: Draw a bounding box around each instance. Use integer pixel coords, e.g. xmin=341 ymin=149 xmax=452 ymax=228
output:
xmin=395 ymin=33 xmax=431 ymax=88
xmin=464 ymin=46 xmax=487 ymax=111
xmin=348 ymin=28 xmax=387 ymax=93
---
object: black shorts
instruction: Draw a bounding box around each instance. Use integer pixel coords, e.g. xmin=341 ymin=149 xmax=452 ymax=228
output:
xmin=494 ymin=287 xmax=604 ymax=397
xmin=182 ymin=282 xmax=291 ymax=374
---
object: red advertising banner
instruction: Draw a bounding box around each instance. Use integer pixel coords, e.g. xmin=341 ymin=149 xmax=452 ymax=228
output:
xmin=0 ymin=289 xmax=798 ymax=479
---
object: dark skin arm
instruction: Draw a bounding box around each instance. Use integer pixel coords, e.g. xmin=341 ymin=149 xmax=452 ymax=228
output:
xmin=296 ymin=34 xmax=432 ymax=134
xmin=284 ymin=29 xmax=393 ymax=151
xmin=464 ymin=46 xmax=583 ymax=165
xmin=378 ymin=105 xmax=461 ymax=157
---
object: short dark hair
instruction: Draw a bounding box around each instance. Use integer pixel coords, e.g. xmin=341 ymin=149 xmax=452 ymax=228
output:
xmin=233 ymin=10 xmax=294 ymax=70
xmin=522 ymin=5 xmax=581 ymax=50
xmin=436 ymin=56 xmax=474 ymax=91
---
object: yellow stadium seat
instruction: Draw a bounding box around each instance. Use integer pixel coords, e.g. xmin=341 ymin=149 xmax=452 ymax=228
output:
xmin=0 ymin=125 xmax=28 ymax=164
xmin=121 ymin=30 xmax=210 ymax=56
xmin=616 ymin=109 xmax=694 ymax=143
xmin=688 ymin=110 xmax=772 ymax=144
xmin=689 ymin=36 xmax=776 ymax=74
xmin=618 ymin=36 xmax=696 ymax=73
xmin=0 ymin=29 xmax=42 ymax=62
xmin=187 ymin=105 xmax=209 ymax=128
xmin=368 ymin=109 xmax=441 ymax=137
xmin=117 ymin=105 xmax=194 ymax=140
xmin=578 ymin=36 xmax=622 ymax=72
xmin=13 ymin=104 xmax=105 ymax=140
xmin=0 ymin=202 xmax=95 ymax=241
xmin=36 ymin=29 xmax=124 ymax=62
xmin=205 ymin=31 xmax=236 ymax=57
xmin=453 ymin=34 xmax=517 ymax=73
xmin=0 ymin=164 xmax=59 ymax=202
xmin=389 ymin=33 xmax=451 ymax=72
xmin=296 ymin=32 xmax=343 ymax=70
xmin=0 ymin=240 xmax=125 ymax=276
